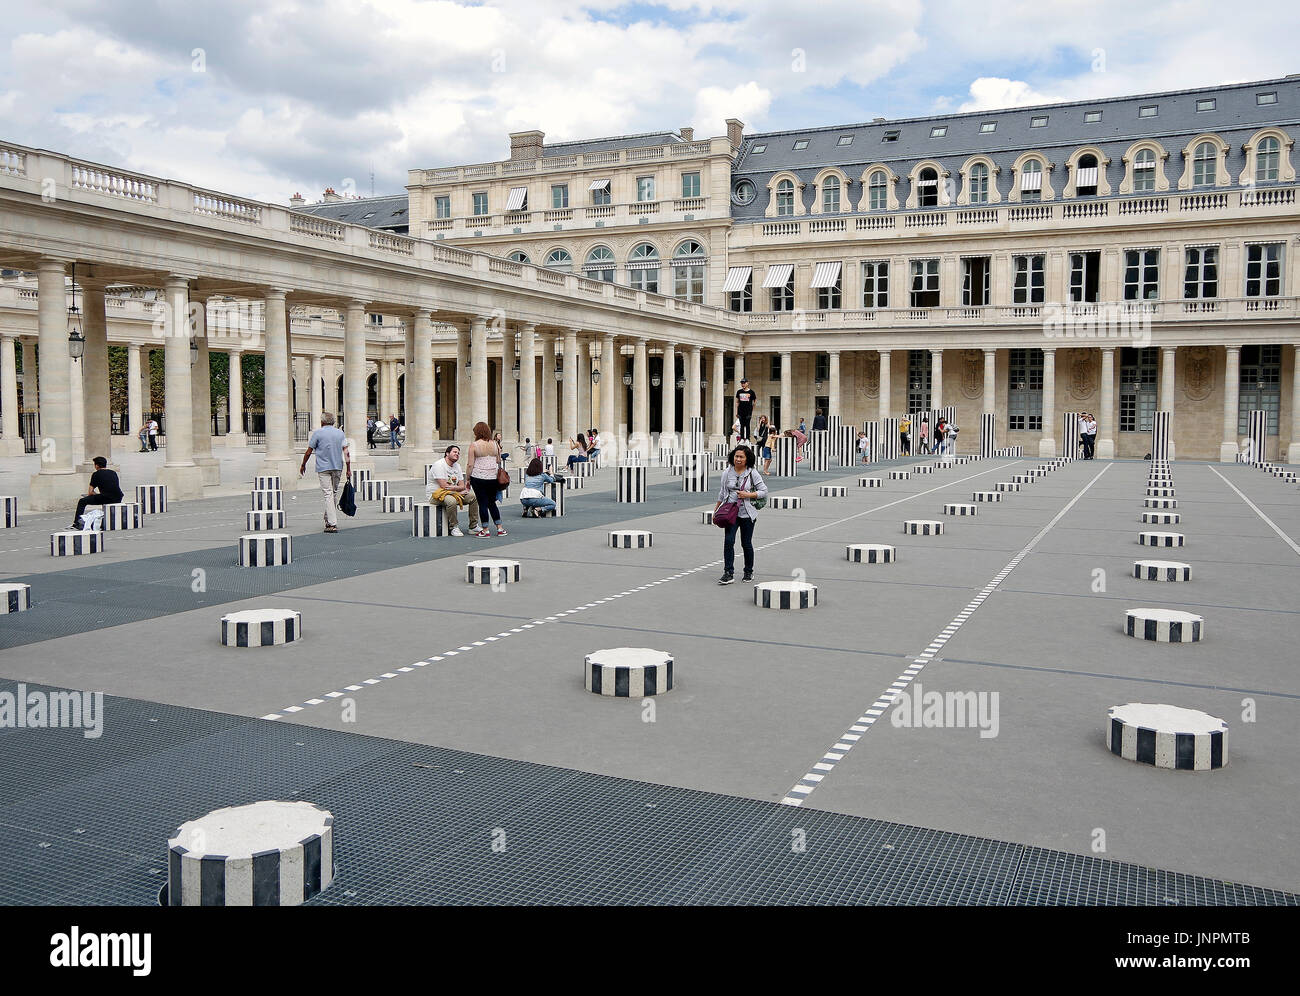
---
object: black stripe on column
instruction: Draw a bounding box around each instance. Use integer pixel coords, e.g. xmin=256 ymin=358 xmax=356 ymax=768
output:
xmin=168 ymin=846 xmax=184 ymax=905
xmin=589 ymin=661 xmax=601 ymax=694
xmin=644 ymin=666 xmax=657 ymax=696
xmin=1175 ymin=732 xmax=1196 ymax=770
xmin=1135 ymin=728 xmax=1156 ymax=765
xmin=1210 ymin=730 xmax=1223 ymax=768
xmin=260 ymin=620 xmax=274 ymax=646
xmin=1169 ymin=620 xmax=1183 ymax=642
xmin=614 ymin=666 xmax=629 ymax=697
xmin=200 ymin=854 xmax=227 ymax=906
xmin=302 ymin=834 xmax=323 ymax=900
xmin=252 ymin=848 xmax=281 ymax=906
xmin=1109 ymin=718 xmax=1124 ymax=756
xmin=1144 ymin=618 xmax=1157 ymax=641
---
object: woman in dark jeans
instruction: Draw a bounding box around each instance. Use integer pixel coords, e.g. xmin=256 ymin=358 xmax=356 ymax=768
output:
xmin=714 ymin=444 xmax=768 ymax=585
xmin=467 ymin=421 xmax=507 ymax=537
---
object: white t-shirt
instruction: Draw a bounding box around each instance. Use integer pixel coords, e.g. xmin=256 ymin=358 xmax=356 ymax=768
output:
xmin=148 ymin=421 xmax=158 ymax=435
xmin=858 ymin=437 xmax=869 ymax=454
xmin=430 ymin=458 xmax=463 ymax=487
xmin=545 ymin=443 xmax=554 ymax=457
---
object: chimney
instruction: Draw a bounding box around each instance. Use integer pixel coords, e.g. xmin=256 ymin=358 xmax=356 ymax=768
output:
xmin=509 ymin=130 xmax=545 ymax=162
xmin=872 ymin=117 xmax=886 ymax=124
xmin=289 ymin=192 xmax=305 ymax=207
xmin=323 ymin=187 xmax=341 ymax=202
xmin=725 ymin=118 xmax=745 ymax=151
xmin=679 ymin=127 xmax=694 ymax=142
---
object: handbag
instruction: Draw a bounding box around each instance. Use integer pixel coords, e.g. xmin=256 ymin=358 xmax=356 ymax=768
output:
xmin=495 ymin=445 xmax=510 ymax=486
xmin=339 ymin=480 xmax=357 ymax=517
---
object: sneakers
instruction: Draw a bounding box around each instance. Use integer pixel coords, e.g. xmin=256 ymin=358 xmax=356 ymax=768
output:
xmin=742 ymin=570 xmax=753 ymax=582
xmin=717 ymin=573 xmax=735 ymax=585
xmin=324 ymin=525 xmax=338 ymax=533
xmin=451 ymin=527 xmax=465 ymax=537
xmin=496 ymin=526 xmax=508 ymax=536
xmin=475 ymin=527 xmax=490 ymax=537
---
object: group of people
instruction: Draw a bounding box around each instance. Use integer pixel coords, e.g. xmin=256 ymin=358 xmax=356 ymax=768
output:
xmin=135 ymin=418 xmax=159 ymax=452
xmin=1076 ymin=412 xmax=1099 ymax=459
xmin=366 ymin=415 xmax=403 ymax=450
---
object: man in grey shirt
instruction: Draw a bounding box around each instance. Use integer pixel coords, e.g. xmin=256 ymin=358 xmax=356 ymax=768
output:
xmin=300 ymin=411 xmax=352 ymax=533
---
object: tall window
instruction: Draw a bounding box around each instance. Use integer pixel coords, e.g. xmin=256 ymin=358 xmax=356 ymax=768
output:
xmin=963 ymin=257 xmax=991 ymax=306
xmin=822 ymin=175 xmax=841 ymax=213
xmin=907 ymin=350 xmax=931 ymax=412
xmin=1123 ymin=249 xmax=1160 ymax=300
xmin=1020 ymin=159 xmax=1042 ymax=202
xmin=1119 ymin=347 xmax=1158 ymax=432
xmin=434 ymin=195 xmax=451 ymax=219
xmin=909 ymin=258 xmax=940 ymax=308
xmin=769 ymin=354 xmax=782 ymax=381
xmin=1068 ymin=251 xmax=1101 ymax=303
xmin=776 ymin=179 xmax=795 ymax=216
xmin=472 ymin=191 xmax=488 ymax=216
xmin=544 ymin=248 xmax=572 ymax=272
xmin=591 ymin=182 xmax=611 ymax=206
xmin=917 ymin=167 xmax=939 ymax=207
xmin=1245 ymin=243 xmax=1283 ymax=298
xmin=816 ymin=265 xmax=842 ymax=310
xmin=1007 ymin=348 xmax=1044 ymax=431
xmin=584 ymin=246 xmax=615 ymax=282
xmin=681 ymin=172 xmax=701 ymax=198
xmin=1075 ymin=153 xmax=1099 ymax=196
xmin=628 ymin=243 xmax=660 ymax=293
xmin=551 ymin=184 xmax=569 ymax=209
xmin=637 ymin=176 xmax=656 ymax=201
xmin=1012 ymin=254 xmax=1045 ymax=305
xmin=672 ymin=240 xmax=706 ymax=303
xmin=968 ymin=162 xmax=989 ymax=204
xmin=868 ymin=172 xmax=888 ymax=210
xmin=862 ymin=261 xmax=889 ymax=308
xmin=1238 ymin=345 xmax=1282 ymax=435
xmin=771 ymin=271 xmax=794 ymax=311
xmin=1192 ymin=142 xmax=1217 ymax=187
xmin=1184 ymin=246 xmax=1219 ymax=299
xmin=815 ymin=353 xmax=831 ymax=383
xmin=1256 ymin=137 xmax=1281 ymax=183
xmin=1133 ymin=149 xmax=1156 ymax=192
xmin=729 ymin=270 xmax=753 ymax=312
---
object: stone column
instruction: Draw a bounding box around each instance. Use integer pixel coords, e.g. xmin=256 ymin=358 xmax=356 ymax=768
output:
xmin=878 ymin=350 xmax=891 ymax=422
xmin=1039 ymin=347 xmax=1057 ymax=457
xmin=735 ymin=353 xmax=746 ymax=387
xmin=140 ymin=347 xmax=151 ymax=415
xmin=125 ymin=343 xmax=143 ymax=450
xmin=190 ymin=300 xmax=219 ymax=485
xmin=1160 ymin=345 xmax=1177 ymax=458
xmin=284 ymin=321 xmax=296 ymax=448
xmin=540 ymin=331 xmax=557 ymax=443
xmin=29 ymin=260 xmax=82 ymax=510
xmin=501 ymin=326 xmax=518 ymax=443
xmin=0 ymin=332 xmax=23 ymax=456
xmin=78 ymin=283 xmax=111 ymax=469
xmin=155 ymin=276 xmax=204 ymax=498
xmin=633 ymin=337 xmax=650 ymax=456
xmin=1289 ymin=345 xmax=1300 ymax=464
xmin=259 ymin=290 xmax=298 ymax=479
xmin=687 ymin=345 xmax=702 ymax=423
xmin=1221 ymin=345 xmax=1241 ymax=463
xmin=599 ymin=333 xmax=615 ymax=446
xmin=1098 ymin=347 xmax=1116 ymax=459
xmin=69 ymin=334 xmax=85 ymax=469
xmin=226 ymin=348 xmax=247 ymax=446
xmin=660 ymin=341 xmax=676 ymax=444
xmin=711 ymin=348 xmax=725 ymax=442
xmin=563 ymin=327 xmax=579 ymax=444
xmin=982 ymin=349 xmax=996 ymax=414
xmin=519 ymin=324 xmax=537 ymax=446
xmin=409 ymin=308 xmax=437 ymax=472
xmin=309 ymin=354 xmax=323 ymax=431
xmin=578 ymin=339 xmax=592 ymax=434
xmin=780 ymin=351 xmax=792 ymax=429
xmin=21 ymin=339 xmax=38 ymax=411
xmin=454 ymin=325 xmax=469 ymax=441
xmin=469 ymin=314 xmax=489 ymax=432
xmin=828 ymin=350 xmax=841 ymax=418
xmin=930 ymin=348 xmax=944 ymax=412
xmin=344 ymin=300 xmax=373 ymax=469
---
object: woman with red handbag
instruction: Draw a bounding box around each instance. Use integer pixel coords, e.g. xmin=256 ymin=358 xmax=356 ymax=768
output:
xmin=468 ymin=421 xmax=509 ymax=537
xmin=714 ymin=444 xmax=768 ymax=585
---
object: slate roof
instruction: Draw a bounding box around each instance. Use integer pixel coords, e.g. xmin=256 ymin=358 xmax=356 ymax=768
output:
xmin=293 ymin=194 xmax=410 ymax=233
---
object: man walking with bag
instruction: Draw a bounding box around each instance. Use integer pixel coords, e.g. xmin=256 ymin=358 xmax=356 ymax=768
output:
xmin=300 ymin=411 xmax=351 ymax=533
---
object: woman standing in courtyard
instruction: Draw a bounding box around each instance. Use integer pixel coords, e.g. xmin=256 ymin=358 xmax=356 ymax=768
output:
xmin=714 ymin=444 xmax=768 ymax=586
xmin=467 ymin=421 xmax=507 ymax=537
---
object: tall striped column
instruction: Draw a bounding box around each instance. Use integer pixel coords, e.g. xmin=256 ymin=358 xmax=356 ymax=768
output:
xmin=807 ymin=429 xmax=829 ymax=471
xmin=771 ymin=434 xmax=798 ymax=477
xmin=687 ymin=415 xmax=705 ymax=454
xmin=1151 ymin=410 xmax=1172 ymax=463
xmin=1062 ymin=412 xmax=1082 ymax=459
xmin=879 ymin=417 xmax=899 ymax=460
xmin=681 ymin=451 xmax=708 ymax=493
xmin=837 ymin=424 xmax=856 ymax=466
xmin=616 ymin=465 xmax=647 ymax=502
xmin=1245 ymin=409 xmax=1267 ymax=465
xmin=862 ymin=421 xmax=880 ymax=464
xmin=980 ymin=413 xmax=996 ymax=458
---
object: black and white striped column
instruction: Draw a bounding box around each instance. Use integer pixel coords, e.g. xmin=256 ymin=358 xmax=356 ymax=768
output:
xmin=569 ymin=460 xmax=595 ymax=478
xmin=1 ymin=582 xmax=32 ymax=613
xmin=819 ymin=485 xmax=847 ymax=497
xmin=105 ymin=502 xmax=143 ymax=530
xmin=466 ymin=559 xmax=520 ymax=584
xmin=360 ymin=479 xmax=388 ymax=501
xmin=168 ymin=800 xmax=333 ymax=906
xmin=889 ymin=469 xmax=910 ymax=480
xmin=382 ymin=495 xmax=414 ymax=513
xmin=768 ymin=495 xmax=802 ymax=510
xmin=771 ymin=435 xmax=798 ymax=477
xmin=879 ymin=418 xmax=899 ymax=460
xmin=1133 ymin=560 xmax=1192 ymax=582
xmin=846 ymin=544 xmax=895 ymax=564
xmin=609 ymin=530 xmax=653 ymax=548
xmin=348 ymin=468 xmax=372 ymax=490
xmin=862 ymin=421 xmax=880 ymax=464
xmin=996 ymin=481 xmax=1021 ymax=492
xmin=859 ymin=477 xmax=883 ymax=488
xmin=616 ymin=466 xmax=646 ymax=503
xmin=1107 ymin=703 xmax=1226 ymax=770
xmin=972 ymin=491 xmax=1002 ymax=502
xmin=246 ymin=509 xmax=285 ymax=530
xmin=220 ymin=609 xmax=302 ymax=647
xmin=1141 ymin=511 xmax=1180 ymax=525
xmin=754 ymin=581 xmax=818 ymax=610
xmin=1150 ymin=410 xmax=1171 ymax=463
xmin=903 ymin=520 xmax=944 ymax=535
xmin=681 ymin=452 xmax=709 ymax=493
xmin=1245 ymin=409 xmax=1267 ymax=464
xmin=980 ymin=413 xmax=996 ymax=458
xmin=412 ymin=502 xmax=449 ymax=536
xmin=1144 ymin=497 xmax=1177 ymax=509
xmin=1124 ymin=608 xmax=1203 ymax=642
xmin=253 ymin=475 xmax=281 ymax=491
xmin=837 ymin=425 xmax=856 ymax=467
xmin=50 ymin=531 xmax=103 ymax=556
xmin=807 ymin=430 xmax=830 ymax=471
xmin=687 ymin=416 xmax=705 ymax=454
xmin=238 ymin=533 xmax=292 ymax=566
xmin=584 ymin=647 xmax=674 ymax=696
xmin=943 ymin=503 xmax=978 ymax=516
xmin=135 ymin=484 xmax=167 ymax=514
xmin=1 ymin=495 xmax=17 ymax=528
xmin=250 ymin=489 xmax=282 ymax=511
xmin=1062 ymin=412 xmax=1082 ymax=459
xmin=1139 ymin=531 xmax=1184 ymax=547
xmin=541 ymin=479 xmax=566 ymax=516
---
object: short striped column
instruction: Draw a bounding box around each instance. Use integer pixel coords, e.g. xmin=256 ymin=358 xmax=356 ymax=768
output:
xmin=136 ymin=484 xmax=167 ymax=514
xmin=412 ymin=502 xmax=449 ymax=536
xmin=1146 ymin=486 xmax=1175 ymax=498
xmin=348 ymin=468 xmax=372 ymax=490
xmin=616 ymin=465 xmax=647 ymax=503
xmin=1139 ymin=531 xmax=1184 ymax=547
xmin=540 ymin=480 xmax=566 ymax=517
xmin=768 ymin=496 xmax=802 ymax=510
xmin=807 ymin=430 xmax=830 ymax=471
xmin=1141 ymin=511 xmax=1180 ymax=525
xmin=1150 ymin=410 xmax=1171 ymax=463
xmin=1025 ymin=468 xmax=1047 ymax=478
xmin=220 ymin=609 xmax=302 ymax=647
xmin=253 ymin=475 xmax=281 ymax=491
xmin=980 ymin=413 xmax=996 ymax=458
xmin=561 ymin=475 xmax=584 ymax=490
xmin=359 ymin=479 xmax=387 ymax=501
xmin=754 ymin=581 xmax=817 ymax=610
xmin=972 ymin=491 xmax=1002 ymax=502
xmin=911 ymin=464 xmax=933 ymax=475
xmin=382 ymin=495 xmax=413 ymax=513
xmin=51 ymin=531 xmax=103 ymax=556
xmin=846 ymin=544 xmax=895 ymax=564
xmin=681 ymin=452 xmax=709 ymax=493
xmin=994 ymin=446 xmax=1023 ymax=457
xmin=238 ymin=533 xmax=292 ymax=566
xmin=621 ymin=451 xmax=643 ymax=466
xmin=1144 ymin=497 xmax=1177 ymax=509
xmin=997 ymin=481 xmax=1021 ymax=492
xmin=250 ymin=489 xmax=282 ymax=511
xmin=771 ymin=435 xmax=798 ymax=477
xmin=889 ymin=470 xmax=910 ymax=480
xmin=1 ymin=583 xmax=32 ymax=614
xmin=1124 ymin=608 xmax=1203 ymax=643
xmin=903 ymin=520 xmax=943 ymax=535
xmin=1062 ymin=412 xmax=1082 ymax=459
xmin=859 ymin=477 xmax=883 ymax=488
xmin=609 ymin=530 xmax=652 ymax=548
xmin=1012 ymin=474 xmax=1034 ymax=485
xmin=1107 ymin=704 xmax=1226 ymax=771
xmin=1133 ymin=560 xmax=1192 ymax=582
xmin=700 ymin=511 xmax=714 ymax=525
xmin=585 ymin=647 xmax=674 ymax=696
xmin=167 ymin=800 xmax=333 ymax=906
xmin=1 ymin=495 xmax=17 ymax=528
xmin=246 ymin=509 xmax=285 ymax=530
xmin=466 ymin=559 xmax=520 ymax=584
xmin=569 ymin=460 xmax=595 ymax=478
xmin=819 ymin=485 xmax=847 ymax=497
xmin=105 ymin=502 xmax=143 ymax=530
xmin=943 ymin=503 xmax=977 ymax=516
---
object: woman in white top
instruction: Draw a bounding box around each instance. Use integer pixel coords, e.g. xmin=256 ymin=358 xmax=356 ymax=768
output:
xmin=467 ymin=421 xmax=507 ymax=537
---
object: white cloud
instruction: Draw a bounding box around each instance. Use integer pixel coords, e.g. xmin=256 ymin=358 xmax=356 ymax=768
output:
xmin=959 ymin=78 xmax=1065 ymax=112
xmin=694 ymin=82 xmax=772 ymax=135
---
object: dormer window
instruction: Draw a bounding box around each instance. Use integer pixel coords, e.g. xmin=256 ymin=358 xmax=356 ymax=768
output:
xmin=751 ymin=143 xmax=767 ymax=154
xmin=1075 ymin=153 xmax=1099 ymax=196
xmin=917 ymin=167 xmax=939 ymax=207
xmin=792 ymin=139 xmax=809 ymax=151
xmin=1084 ymin=110 xmax=1102 ymax=123
xmin=882 ymin=130 xmax=899 ymax=143
xmin=979 ymin=121 xmax=996 ymax=133
xmin=1257 ymin=91 xmax=1278 ymax=105
xmin=837 ymin=135 xmax=853 ymax=146
xmin=930 ymin=126 xmax=947 ymax=138
xmin=1195 ymin=98 xmax=1215 ymax=112
xmin=1138 ymin=104 xmax=1158 ymax=118
xmin=1030 ymin=115 xmax=1048 ymax=128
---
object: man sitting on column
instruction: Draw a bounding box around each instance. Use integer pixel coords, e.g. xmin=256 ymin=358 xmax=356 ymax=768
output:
xmin=426 ymin=443 xmax=480 ymax=538
xmin=300 ymin=411 xmax=352 ymax=534
xmin=71 ymin=456 xmax=124 ymax=530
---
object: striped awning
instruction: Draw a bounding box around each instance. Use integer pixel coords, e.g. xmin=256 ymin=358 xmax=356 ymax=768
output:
xmin=625 ymin=258 xmax=660 ymax=270
xmin=1075 ymin=166 xmax=1098 ymax=186
xmin=588 ymin=178 xmax=611 ymax=192
xmin=810 ymin=261 xmax=842 ymax=288
xmin=722 ymin=266 xmax=752 ymax=293
xmin=505 ymin=186 xmax=528 ymax=211
xmin=1020 ymin=171 xmax=1043 ymax=191
xmin=762 ymin=263 xmax=794 ymax=288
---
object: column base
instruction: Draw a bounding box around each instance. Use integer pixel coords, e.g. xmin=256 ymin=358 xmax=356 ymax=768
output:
xmin=28 ymin=472 xmax=87 ymax=512
xmin=156 ymin=464 xmax=205 ymax=500
xmin=224 ymin=432 xmax=248 ymax=448
xmin=1038 ymin=438 xmax=1057 ymax=458
xmin=76 ymin=460 xmax=121 ymax=474
xmin=1096 ymin=438 xmax=1115 ymax=460
xmin=259 ymin=456 xmax=303 ymax=484
xmin=350 ymin=455 xmax=376 ymax=472
xmin=406 ymin=448 xmax=437 ymax=479
xmin=0 ymin=437 xmax=28 ymax=457
xmin=196 ymin=456 xmax=221 ymax=486
xmin=1220 ymin=442 xmax=1240 ymax=463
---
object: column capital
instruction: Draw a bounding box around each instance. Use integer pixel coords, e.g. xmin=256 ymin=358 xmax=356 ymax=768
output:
xmin=1225 ymin=344 xmax=1241 ymax=356
xmin=983 ymin=347 xmax=996 ymax=357
xmin=411 ymin=306 xmax=433 ymax=321
xmin=878 ymin=348 xmax=891 ymax=357
xmin=0 ymin=330 xmax=17 ymax=343
xmin=263 ymin=287 xmax=289 ymax=302
xmin=1099 ymin=345 xmax=1116 ymax=356
xmin=164 ymin=274 xmax=195 ymax=290
xmin=1161 ymin=345 xmax=1177 ymax=356
xmin=827 ymin=349 xmax=840 ymax=357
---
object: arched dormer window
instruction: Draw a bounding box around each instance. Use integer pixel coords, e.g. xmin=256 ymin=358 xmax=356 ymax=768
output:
xmin=904 ymin=161 xmax=949 ymax=209
xmin=1062 ymin=148 xmax=1111 ymax=198
xmin=627 ymin=242 xmax=660 ymax=294
xmin=1133 ymin=149 xmax=1156 ymax=191
xmin=1119 ymin=141 xmax=1170 ymax=194
xmin=1257 ymin=136 xmax=1280 ymax=181
xmin=544 ymin=247 xmax=572 ymax=272
xmin=810 ymin=169 xmax=850 ymax=214
xmin=917 ymin=167 xmax=939 ymax=207
xmin=868 ymin=171 xmax=888 ymax=210
xmin=764 ymin=172 xmax=806 ymax=218
xmin=1018 ymin=158 xmax=1043 ymax=203
xmin=856 ymin=166 xmax=898 ymax=212
xmin=1239 ymin=129 xmax=1296 ymax=186
xmin=956 ymin=156 xmax=1000 ymax=206
xmin=1193 ymin=141 xmax=1217 ymax=187
xmin=776 ymin=178 xmax=795 ymax=216
xmin=1075 ymin=154 xmax=1099 ymax=196
xmin=1177 ymin=134 xmax=1229 ymax=190
xmin=822 ymin=175 xmax=841 ymax=213
xmin=583 ymin=245 xmax=615 ymax=282
xmin=969 ymin=162 xmax=989 ymax=203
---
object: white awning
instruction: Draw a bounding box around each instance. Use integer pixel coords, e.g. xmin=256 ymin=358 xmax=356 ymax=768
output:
xmin=625 ymin=259 xmax=660 ymax=270
xmin=762 ymin=263 xmax=794 ymax=288
xmin=810 ymin=261 xmax=842 ymax=288
xmin=722 ymin=266 xmax=752 ymax=293
xmin=588 ymin=178 xmax=611 ymax=192
xmin=1075 ymin=166 xmax=1098 ymax=186
xmin=1020 ymin=171 xmax=1043 ymax=191
xmin=506 ymin=186 xmax=528 ymax=211
xmin=916 ymin=177 xmax=937 ymax=187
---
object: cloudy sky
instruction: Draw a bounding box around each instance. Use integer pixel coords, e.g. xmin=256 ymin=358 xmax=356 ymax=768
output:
xmin=1 ymin=0 xmax=1296 ymax=204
